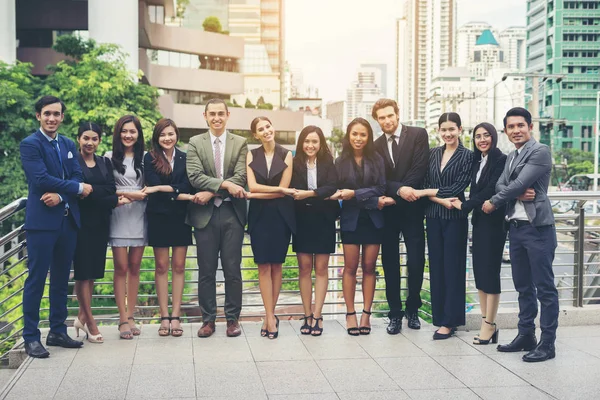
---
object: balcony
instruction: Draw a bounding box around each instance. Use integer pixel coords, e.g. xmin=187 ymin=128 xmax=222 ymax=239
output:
xmin=16 ymin=48 xmax=70 ymax=76
xmin=144 ymin=62 xmax=244 ymax=95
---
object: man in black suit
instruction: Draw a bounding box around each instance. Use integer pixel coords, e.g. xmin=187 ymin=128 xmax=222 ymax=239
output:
xmin=373 ymin=99 xmax=429 ymax=334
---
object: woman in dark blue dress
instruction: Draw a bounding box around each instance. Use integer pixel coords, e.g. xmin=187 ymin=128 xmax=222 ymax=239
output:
xmin=73 ymin=122 xmax=119 ymax=343
xmin=246 ymin=116 xmax=296 ymax=339
xmin=414 ymin=112 xmax=473 ymax=340
xmin=288 ymin=126 xmax=339 ymax=336
xmin=451 ymin=122 xmax=507 ymax=345
xmin=143 ymin=118 xmax=193 ymax=337
xmin=331 ymin=118 xmax=393 ymax=336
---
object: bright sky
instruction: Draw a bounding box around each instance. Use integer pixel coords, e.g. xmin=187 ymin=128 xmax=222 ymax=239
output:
xmin=285 ymin=0 xmax=527 ymax=104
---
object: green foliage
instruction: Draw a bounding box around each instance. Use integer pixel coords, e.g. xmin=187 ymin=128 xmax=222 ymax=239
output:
xmin=176 ymin=0 xmax=191 ymax=19
xmin=257 ymin=103 xmax=274 ymax=110
xmin=202 ymin=16 xmax=223 ymax=33
xmin=0 ymin=62 xmax=40 ymax=202
xmin=328 ymin=127 xmax=345 ymax=156
xmin=0 ymin=260 xmax=50 ymax=355
xmin=244 ymin=98 xmax=256 ymax=109
xmin=555 ymin=148 xmax=594 ymax=176
xmin=41 ymin=36 xmax=162 ymax=154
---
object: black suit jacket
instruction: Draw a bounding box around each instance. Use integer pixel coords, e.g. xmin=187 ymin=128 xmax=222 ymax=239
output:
xmin=290 ymin=156 xmax=339 ymax=218
xmin=462 ymin=148 xmax=507 ymax=225
xmin=374 ymin=124 xmax=429 ymax=201
xmin=335 ymin=152 xmax=386 ymax=231
xmin=144 ymin=148 xmax=192 ymax=216
xmin=77 ymin=154 xmax=118 ymax=228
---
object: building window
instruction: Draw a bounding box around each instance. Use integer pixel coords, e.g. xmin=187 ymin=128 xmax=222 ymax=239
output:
xmin=148 ymin=5 xmax=165 ymax=24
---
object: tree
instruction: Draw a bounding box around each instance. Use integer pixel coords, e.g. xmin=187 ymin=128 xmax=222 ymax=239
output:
xmin=328 ymin=127 xmax=345 ymax=156
xmin=42 ymin=36 xmax=162 ymax=154
xmin=555 ymin=148 xmax=594 ymax=176
xmin=245 ymin=98 xmax=256 ymax=109
xmin=202 ymin=16 xmax=223 ymax=33
xmin=256 ymin=96 xmax=265 ymax=107
xmin=0 ymin=62 xmax=41 ymax=203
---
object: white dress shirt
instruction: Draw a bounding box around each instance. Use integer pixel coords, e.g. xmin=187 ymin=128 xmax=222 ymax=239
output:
xmin=508 ymin=149 xmax=528 ymax=221
xmin=384 ymin=125 xmax=402 ymax=167
xmin=307 ymin=160 xmax=317 ymax=190
xmin=476 ymin=154 xmax=488 ymax=184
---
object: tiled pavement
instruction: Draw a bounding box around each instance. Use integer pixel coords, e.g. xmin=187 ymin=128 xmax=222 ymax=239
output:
xmin=1 ymin=318 xmax=599 ymax=400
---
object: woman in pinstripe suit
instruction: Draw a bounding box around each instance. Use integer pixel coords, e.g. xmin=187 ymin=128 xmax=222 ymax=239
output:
xmin=414 ymin=113 xmax=473 ymax=340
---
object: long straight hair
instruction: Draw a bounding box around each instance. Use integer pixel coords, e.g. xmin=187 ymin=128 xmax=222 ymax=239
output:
xmin=150 ymin=118 xmax=179 ymax=176
xmin=294 ymin=125 xmax=333 ymax=166
xmin=111 ymin=115 xmax=144 ymax=178
xmin=341 ymin=118 xmax=375 ymax=159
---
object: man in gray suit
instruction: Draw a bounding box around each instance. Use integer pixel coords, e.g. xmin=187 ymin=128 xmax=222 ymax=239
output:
xmin=483 ymin=107 xmax=559 ymax=362
xmin=186 ymin=98 xmax=248 ymax=338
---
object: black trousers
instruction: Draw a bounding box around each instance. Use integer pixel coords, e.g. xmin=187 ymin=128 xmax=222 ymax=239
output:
xmin=509 ymin=223 xmax=558 ymax=343
xmin=426 ymin=217 xmax=468 ymax=327
xmin=382 ymin=204 xmax=425 ymax=318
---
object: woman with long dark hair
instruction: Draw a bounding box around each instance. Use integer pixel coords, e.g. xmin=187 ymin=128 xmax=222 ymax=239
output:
xmin=451 ymin=122 xmax=507 ymax=344
xmin=287 ymin=126 xmax=339 ymax=336
xmin=414 ymin=112 xmax=473 ymax=340
xmin=106 ymin=115 xmax=148 ymax=339
xmin=246 ymin=117 xmax=296 ymax=339
xmin=330 ymin=118 xmax=392 ymax=336
xmin=143 ymin=118 xmax=194 ymax=337
xmin=73 ymin=122 xmax=119 ymax=343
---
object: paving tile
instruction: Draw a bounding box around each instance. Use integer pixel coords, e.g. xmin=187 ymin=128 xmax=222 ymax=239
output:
xmin=356 ymin=333 xmax=427 ymax=358
xmin=194 ymin=361 xmax=265 ymax=398
xmin=405 ymin=388 xmax=481 ymax=399
xmin=269 ymin=394 xmax=339 ymax=400
xmin=300 ymin=336 xmax=369 ymax=360
xmin=54 ymin=365 xmax=130 ymax=400
xmin=134 ymin=338 xmax=193 ymax=364
xmin=126 ymin=363 xmax=196 ymax=399
xmin=193 ymin=336 xmax=254 ymax=362
xmin=289 ymin=318 xmax=348 ymax=336
xmin=70 ymin=339 xmax=136 ymax=366
xmin=247 ymin=336 xmax=312 ymax=361
xmin=376 ymin=356 xmax=465 ymax=390
xmin=433 ymin=355 xmax=527 ymax=388
xmin=241 ymin=320 xmax=297 ymax=339
xmin=136 ymin=323 xmax=194 ymax=338
xmin=556 ymin=325 xmax=600 ymax=338
xmin=414 ymin=336 xmax=482 ymax=357
xmin=557 ymin=336 xmax=600 ymax=358
xmin=471 ymin=385 xmax=554 ymax=400
xmin=337 ymin=390 xmax=410 ymax=400
xmin=3 ymin=366 xmax=67 ymax=400
xmin=197 ymin=396 xmax=267 ymax=400
xmin=317 ymin=358 xmax=399 ymax=393
xmin=256 ymin=360 xmax=333 ymax=395
xmin=26 ymin=346 xmax=78 ymax=369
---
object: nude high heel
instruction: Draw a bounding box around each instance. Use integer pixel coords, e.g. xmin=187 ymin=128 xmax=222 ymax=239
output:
xmin=73 ymin=317 xmax=85 ymax=338
xmin=85 ymin=323 xmax=104 ymax=344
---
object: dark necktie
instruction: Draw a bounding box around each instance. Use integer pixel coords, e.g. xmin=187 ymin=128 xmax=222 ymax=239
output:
xmin=390 ymin=135 xmax=400 ymax=162
xmin=50 ymin=139 xmax=64 ymax=179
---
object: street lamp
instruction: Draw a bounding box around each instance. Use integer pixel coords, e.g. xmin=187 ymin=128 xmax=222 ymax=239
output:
xmin=594 ymin=91 xmax=600 ymax=213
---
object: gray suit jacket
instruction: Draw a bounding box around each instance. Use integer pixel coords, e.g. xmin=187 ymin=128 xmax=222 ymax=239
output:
xmin=186 ymin=131 xmax=248 ymax=229
xmin=490 ymin=138 xmax=554 ymax=227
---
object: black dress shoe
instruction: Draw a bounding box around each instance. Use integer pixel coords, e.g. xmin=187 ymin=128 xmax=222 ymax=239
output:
xmin=433 ymin=327 xmax=456 ymax=340
xmin=496 ymin=333 xmax=537 ymax=353
xmin=522 ymin=341 xmax=555 ymax=362
xmin=386 ymin=316 xmax=402 ymax=335
xmin=24 ymin=341 xmax=50 ymax=358
xmin=46 ymin=332 xmax=83 ymax=348
xmin=406 ymin=312 xmax=421 ymax=330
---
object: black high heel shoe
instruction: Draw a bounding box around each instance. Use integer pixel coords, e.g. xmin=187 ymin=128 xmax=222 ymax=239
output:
xmin=473 ymin=316 xmax=486 ymax=341
xmin=311 ymin=316 xmax=324 ymax=337
xmin=268 ymin=315 xmax=280 ymax=339
xmin=359 ymin=310 xmax=372 ymax=335
xmin=473 ymin=321 xmax=499 ymax=345
xmin=346 ymin=311 xmax=360 ymax=336
xmin=300 ymin=314 xmax=313 ymax=335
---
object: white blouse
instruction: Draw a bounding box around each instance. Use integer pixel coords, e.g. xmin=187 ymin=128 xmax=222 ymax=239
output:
xmin=476 ymin=154 xmax=488 ymax=184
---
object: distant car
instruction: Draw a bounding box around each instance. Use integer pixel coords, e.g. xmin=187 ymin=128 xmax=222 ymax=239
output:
xmin=502 ymin=242 xmax=510 ymax=263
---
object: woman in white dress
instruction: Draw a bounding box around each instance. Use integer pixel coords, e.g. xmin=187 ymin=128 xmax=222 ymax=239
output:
xmin=106 ymin=115 xmax=148 ymax=339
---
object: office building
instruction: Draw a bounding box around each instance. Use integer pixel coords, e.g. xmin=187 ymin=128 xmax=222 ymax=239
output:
xmin=456 ymin=22 xmax=497 ymax=67
xmin=499 ymin=26 xmax=526 ymax=71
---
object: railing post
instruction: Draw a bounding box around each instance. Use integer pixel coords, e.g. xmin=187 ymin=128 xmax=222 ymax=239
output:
xmin=575 ymin=203 xmax=585 ymax=307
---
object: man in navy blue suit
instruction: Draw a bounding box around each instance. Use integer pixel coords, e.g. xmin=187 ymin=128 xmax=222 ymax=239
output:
xmin=20 ymin=96 xmax=93 ymax=358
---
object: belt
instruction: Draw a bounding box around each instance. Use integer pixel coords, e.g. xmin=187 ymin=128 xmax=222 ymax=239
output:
xmin=509 ymin=219 xmax=529 ymax=228
xmin=64 ymin=208 xmax=70 ymax=217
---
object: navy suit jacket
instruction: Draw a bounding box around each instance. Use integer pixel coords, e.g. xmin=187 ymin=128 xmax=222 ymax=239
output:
xmin=144 ymin=149 xmax=192 ymax=216
xmin=20 ymin=130 xmax=83 ymax=230
xmin=335 ymin=152 xmax=386 ymax=232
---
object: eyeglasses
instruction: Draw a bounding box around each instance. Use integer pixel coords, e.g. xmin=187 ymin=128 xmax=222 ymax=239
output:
xmin=474 ymin=132 xmax=492 ymax=140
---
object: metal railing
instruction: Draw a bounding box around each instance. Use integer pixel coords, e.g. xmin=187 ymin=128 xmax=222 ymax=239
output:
xmin=1 ymin=192 xmax=600 ymax=358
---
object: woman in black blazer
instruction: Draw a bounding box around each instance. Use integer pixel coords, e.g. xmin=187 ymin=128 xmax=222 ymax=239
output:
xmin=331 ymin=118 xmax=394 ymax=336
xmin=143 ymin=118 xmax=193 ymax=337
xmin=73 ymin=122 xmax=119 ymax=343
xmin=246 ymin=116 xmax=296 ymax=339
xmin=286 ymin=126 xmax=339 ymax=336
xmin=451 ymin=122 xmax=507 ymax=345
xmin=414 ymin=113 xmax=473 ymax=340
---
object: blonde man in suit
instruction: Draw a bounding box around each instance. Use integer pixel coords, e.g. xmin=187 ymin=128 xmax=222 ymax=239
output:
xmin=186 ymin=99 xmax=248 ymax=338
